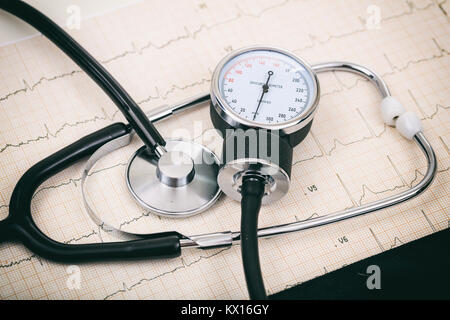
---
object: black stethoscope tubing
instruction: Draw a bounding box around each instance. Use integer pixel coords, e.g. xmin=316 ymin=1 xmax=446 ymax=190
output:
xmin=1 ymin=121 xmax=183 ymax=261
xmin=0 ymin=0 xmax=185 ymax=262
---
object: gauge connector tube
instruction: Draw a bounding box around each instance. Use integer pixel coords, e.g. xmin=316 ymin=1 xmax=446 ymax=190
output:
xmin=240 ymin=175 xmax=267 ymax=299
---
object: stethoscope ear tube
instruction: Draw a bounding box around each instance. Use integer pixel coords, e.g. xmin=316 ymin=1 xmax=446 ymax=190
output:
xmin=2 ymin=123 xmax=182 ymax=262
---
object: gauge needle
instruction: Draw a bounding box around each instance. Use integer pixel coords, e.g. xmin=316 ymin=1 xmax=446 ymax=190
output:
xmin=253 ymin=70 xmax=273 ymax=121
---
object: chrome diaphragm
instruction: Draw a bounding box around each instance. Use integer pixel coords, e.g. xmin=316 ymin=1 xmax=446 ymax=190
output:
xmin=126 ymin=139 xmax=222 ymax=217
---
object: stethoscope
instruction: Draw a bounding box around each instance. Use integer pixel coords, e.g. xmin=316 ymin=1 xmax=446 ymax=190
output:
xmin=0 ymin=1 xmax=437 ymax=300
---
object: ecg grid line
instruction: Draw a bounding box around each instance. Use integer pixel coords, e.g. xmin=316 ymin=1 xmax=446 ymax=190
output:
xmin=0 ymin=0 xmax=448 ymax=299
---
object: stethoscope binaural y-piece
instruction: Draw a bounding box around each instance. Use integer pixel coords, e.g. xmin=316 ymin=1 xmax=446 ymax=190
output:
xmin=0 ymin=1 xmax=437 ymax=299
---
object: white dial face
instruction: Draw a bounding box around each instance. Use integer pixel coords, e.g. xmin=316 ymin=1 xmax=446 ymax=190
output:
xmin=218 ymin=49 xmax=315 ymax=125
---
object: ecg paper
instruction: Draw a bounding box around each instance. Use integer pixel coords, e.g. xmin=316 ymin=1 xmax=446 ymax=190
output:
xmin=0 ymin=0 xmax=449 ymax=299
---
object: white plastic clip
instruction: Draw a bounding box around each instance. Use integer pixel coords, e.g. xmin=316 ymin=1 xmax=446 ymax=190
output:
xmin=381 ymin=96 xmax=405 ymax=126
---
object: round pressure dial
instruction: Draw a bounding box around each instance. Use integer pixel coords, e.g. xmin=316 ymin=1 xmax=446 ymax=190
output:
xmin=211 ymin=46 xmax=319 ymax=131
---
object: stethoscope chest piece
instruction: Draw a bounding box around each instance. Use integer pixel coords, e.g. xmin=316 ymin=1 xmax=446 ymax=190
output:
xmin=126 ymin=139 xmax=222 ymax=217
